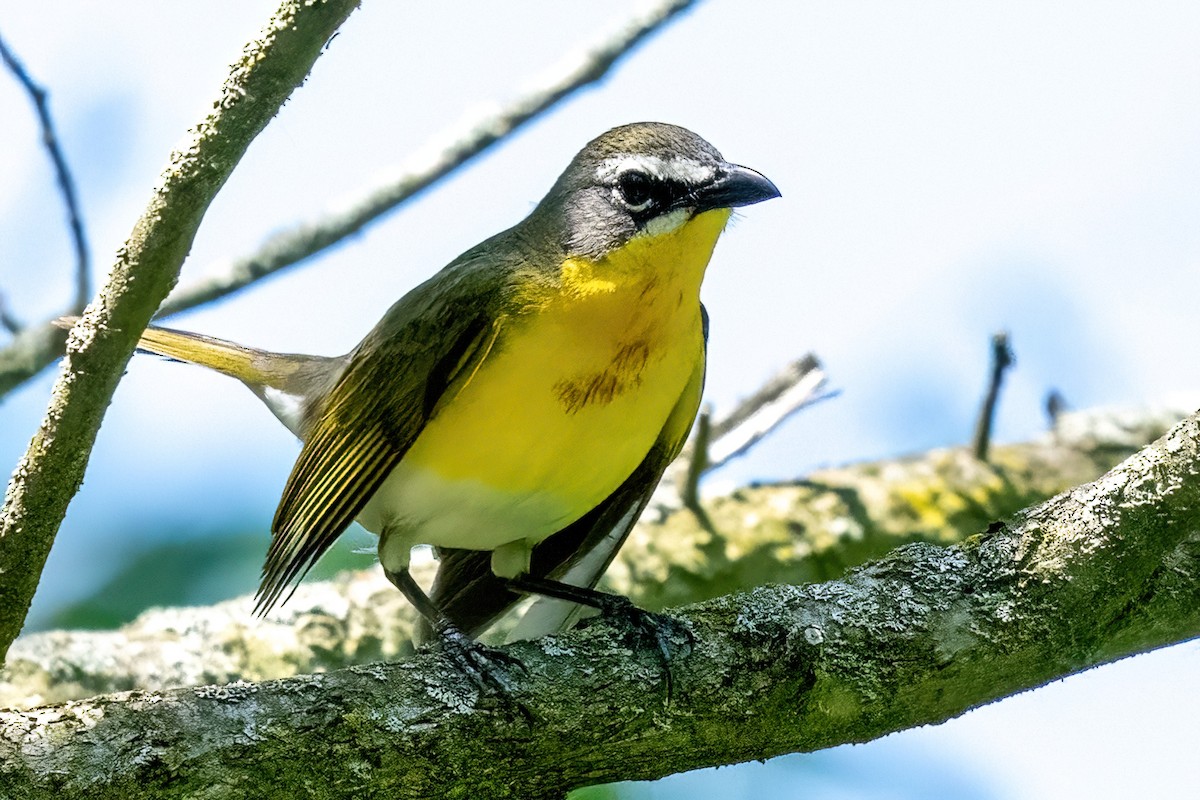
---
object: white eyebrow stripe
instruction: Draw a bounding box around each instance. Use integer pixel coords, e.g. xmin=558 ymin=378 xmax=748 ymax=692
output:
xmin=595 ymin=154 xmax=716 ymax=185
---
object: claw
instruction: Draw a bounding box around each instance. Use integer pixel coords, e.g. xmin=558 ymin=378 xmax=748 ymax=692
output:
xmin=386 ymin=565 xmax=529 ymax=705
xmin=428 ymin=623 xmax=526 ymax=695
xmin=504 ymin=575 xmax=692 ymax=701
xmin=586 ymin=595 xmax=693 ymax=700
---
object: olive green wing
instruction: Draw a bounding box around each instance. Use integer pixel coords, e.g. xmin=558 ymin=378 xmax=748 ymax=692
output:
xmin=254 ymin=284 xmax=498 ymax=615
xmin=428 ymin=308 xmax=708 ymax=639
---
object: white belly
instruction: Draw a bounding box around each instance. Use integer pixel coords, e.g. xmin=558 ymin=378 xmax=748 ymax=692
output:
xmin=357 ymin=460 xmax=576 ymax=553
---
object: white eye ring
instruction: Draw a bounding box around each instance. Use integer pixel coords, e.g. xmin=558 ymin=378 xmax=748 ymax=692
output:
xmin=614 ymin=170 xmax=654 ymax=212
xmin=614 ymin=187 xmax=652 ymax=212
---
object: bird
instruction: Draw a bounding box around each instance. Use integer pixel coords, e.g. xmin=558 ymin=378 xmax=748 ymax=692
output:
xmin=112 ymin=122 xmax=779 ymax=652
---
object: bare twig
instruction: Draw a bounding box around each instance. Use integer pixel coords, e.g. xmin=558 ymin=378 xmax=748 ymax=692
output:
xmin=0 ymin=0 xmax=699 ymax=400
xmin=651 ymin=354 xmax=831 ymax=516
xmin=1045 ymin=388 xmax=1067 ymax=429
xmin=157 ymin=0 xmax=699 ymax=317
xmin=0 ymin=0 xmax=360 ymax=663
xmin=0 ymin=293 xmax=23 ymax=334
xmin=972 ymin=331 xmax=1014 ymax=461
xmin=706 ymin=353 xmax=832 ymax=467
xmin=0 ymin=32 xmax=90 ymax=313
xmin=680 ymin=405 xmax=712 ymax=511
xmin=0 ymin=324 xmax=67 ymax=396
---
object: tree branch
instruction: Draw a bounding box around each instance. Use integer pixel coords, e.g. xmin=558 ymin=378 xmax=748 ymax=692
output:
xmin=0 ymin=402 xmax=1186 ymax=708
xmin=608 ymin=401 xmax=1193 ymax=610
xmin=0 ymin=293 xmax=25 ymax=335
xmin=654 ymin=353 xmax=830 ymax=516
xmin=0 ymin=32 xmax=91 ymax=314
xmin=0 ymin=0 xmax=360 ymax=662
xmin=2 ymin=407 xmax=1198 ymax=798
xmin=0 ymin=0 xmax=699 ymax=399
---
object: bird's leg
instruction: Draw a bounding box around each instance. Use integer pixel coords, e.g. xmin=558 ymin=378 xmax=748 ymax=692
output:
xmin=506 ymin=574 xmax=634 ymax=613
xmin=506 ymin=574 xmax=692 ymax=685
xmin=384 ymin=566 xmax=523 ymax=694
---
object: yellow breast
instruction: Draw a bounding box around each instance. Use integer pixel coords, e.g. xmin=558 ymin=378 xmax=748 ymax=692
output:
xmin=393 ymin=208 xmax=730 ymax=543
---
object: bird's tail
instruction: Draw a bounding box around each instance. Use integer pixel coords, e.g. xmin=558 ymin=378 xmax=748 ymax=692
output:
xmin=56 ymin=316 xmax=340 ymax=395
xmin=134 ymin=324 xmax=295 ymax=387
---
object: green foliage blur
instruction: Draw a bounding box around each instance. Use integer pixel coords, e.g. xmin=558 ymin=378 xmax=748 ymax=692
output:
xmin=47 ymin=528 xmax=374 ymax=630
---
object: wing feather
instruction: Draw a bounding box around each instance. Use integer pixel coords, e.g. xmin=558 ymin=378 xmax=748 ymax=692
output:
xmin=254 ymin=276 xmax=499 ymax=615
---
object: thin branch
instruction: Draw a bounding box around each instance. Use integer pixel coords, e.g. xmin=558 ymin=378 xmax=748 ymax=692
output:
xmin=679 ymin=404 xmax=721 ymax=535
xmin=652 ymin=354 xmax=830 ymax=515
xmin=2 ymin=409 xmax=1197 ymax=798
xmin=0 ymin=293 xmax=23 ymax=334
xmin=971 ymin=330 xmax=1014 ymax=461
xmin=156 ymin=0 xmax=700 ymax=317
xmin=0 ymin=32 xmax=90 ymax=313
xmin=0 ymin=324 xmax=67 ymax=396
xmin=680 ymin=404 xmax=712 ymax=511
xmin=0 ymin=0 xmax=361 ymax=663
xmin=1044 ymin=388 xmax=1067 ymax=429
xmin=0 ymin=0 xmax=699 ymax=400
xmin=706 ymin=353 xmax=832 ymax=467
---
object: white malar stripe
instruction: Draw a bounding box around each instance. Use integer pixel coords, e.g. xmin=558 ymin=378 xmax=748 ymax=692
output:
xmin=595 ymin=154 xmax=715 ymax=186
xmin=640 ymin=207 xmax=690 ymax=238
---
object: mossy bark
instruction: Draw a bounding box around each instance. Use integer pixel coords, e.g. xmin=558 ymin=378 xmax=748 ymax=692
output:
xmin=1 ymin=405 xmax=1197 ymax=798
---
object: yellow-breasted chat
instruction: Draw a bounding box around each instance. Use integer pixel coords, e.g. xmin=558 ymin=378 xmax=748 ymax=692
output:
xmin=97 ymin=122 xmax=779 ymax=651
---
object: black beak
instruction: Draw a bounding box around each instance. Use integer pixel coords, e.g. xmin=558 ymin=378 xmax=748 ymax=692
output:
xmin=694 ymin=164 xmax=781 ymax=212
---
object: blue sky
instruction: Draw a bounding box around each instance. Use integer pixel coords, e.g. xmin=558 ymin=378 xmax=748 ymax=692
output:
xmin=1 ymin=2 xmax=1198 ymax=797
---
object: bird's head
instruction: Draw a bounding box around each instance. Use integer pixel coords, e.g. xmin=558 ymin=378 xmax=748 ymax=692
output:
xmin=537 ymin=122 xmax=780 ymax=259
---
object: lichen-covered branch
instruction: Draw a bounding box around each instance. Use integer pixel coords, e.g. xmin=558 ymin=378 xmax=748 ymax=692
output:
xmin=0 ymin=569 xmax=421 ymax=710
xmin=0 ymin=0 xmax=360 ymax=661
xmin=0 ymin=403 xmax=1187 ymax=711
xmin=1 ymin=408 xmax=1198 ymax=799
xmin=608 ymin=401 xmax=1195 ymax=609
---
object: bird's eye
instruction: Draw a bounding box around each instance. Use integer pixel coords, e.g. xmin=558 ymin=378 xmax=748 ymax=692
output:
xmin=615 ymin=170 xmax=654 ymax=211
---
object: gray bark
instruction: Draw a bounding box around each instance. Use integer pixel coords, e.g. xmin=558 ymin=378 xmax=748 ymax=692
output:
xmin=2 ymin=403 xmax=1179 ymax=709
xmin=1 ymin=407 xmax=1197 ymax=799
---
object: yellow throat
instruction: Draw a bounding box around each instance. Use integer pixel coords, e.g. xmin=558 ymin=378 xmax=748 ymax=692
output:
xmin=362 ymin=208 xmax=731 ymax=555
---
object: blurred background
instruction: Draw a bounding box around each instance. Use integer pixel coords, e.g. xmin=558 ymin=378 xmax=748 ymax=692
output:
xmin=1 ymin=1 xmax=1198 ymax=797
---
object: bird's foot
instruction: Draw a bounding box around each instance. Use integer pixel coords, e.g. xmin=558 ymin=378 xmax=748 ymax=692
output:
xmin=583 ymin=595 xmax=693 ymax=700
xmin=587 ymin=594 xmax=692 ymax=661
xmin=428 ymin=623 xmax=527 ymax=697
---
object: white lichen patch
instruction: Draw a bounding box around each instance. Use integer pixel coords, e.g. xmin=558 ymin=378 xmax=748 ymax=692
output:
xmin=425 ymin=681 xmax=477 ymax=715
xmin=348 ymin=664 xmax=389 ymax=682
xmin=193 ymin=679 xmax=260 ymax=702
xmin=931 ymin=606 xmax=979 ymax=662
xmin=538 ymin=636 xmax=576 ymax=658
xmin=993 ymin=600 xmax=1016 ymax=623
